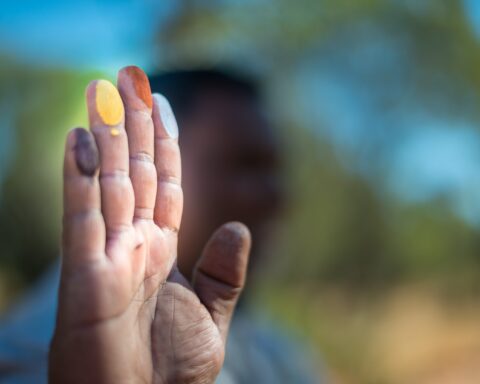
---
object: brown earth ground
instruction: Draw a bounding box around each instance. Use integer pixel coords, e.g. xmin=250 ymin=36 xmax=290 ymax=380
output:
xmin=260 ymin=283 xmax=480 ymax=384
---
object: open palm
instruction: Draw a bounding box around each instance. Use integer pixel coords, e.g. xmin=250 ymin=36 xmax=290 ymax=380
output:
xmin=49 ymin=66 xmax=250 ymax=384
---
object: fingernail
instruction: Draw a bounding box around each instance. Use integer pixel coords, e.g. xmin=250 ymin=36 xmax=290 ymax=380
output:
xmin=74 ymin=128 xmax=99 ymax=176
xmin=153 ymin=93 xmax=178 ymax=139
xmin=95 ymin=80 xmax=124 ymax=126
xmin=124 ymin=66 xmax=152 ymax=109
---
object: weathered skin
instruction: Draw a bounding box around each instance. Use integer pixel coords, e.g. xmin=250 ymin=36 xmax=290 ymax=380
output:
xmin=49 ymin=66 xmax=251 ymax=384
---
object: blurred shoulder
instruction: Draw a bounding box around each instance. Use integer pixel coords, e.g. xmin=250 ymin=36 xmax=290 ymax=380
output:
xmin=0 ymin=263 xmax=59 ymax=383
xmin=220 ymin=309 xmax=326 ymax=384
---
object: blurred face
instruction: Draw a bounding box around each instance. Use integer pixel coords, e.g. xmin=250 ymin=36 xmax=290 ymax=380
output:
xmin=177 ymin=88 xmax=285 ymax=278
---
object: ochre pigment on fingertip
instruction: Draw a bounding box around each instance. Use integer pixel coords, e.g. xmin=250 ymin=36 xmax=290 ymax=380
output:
xmin=153 ymin=93 xmax=179 ymax=139
xmin=95 ymin=80 xmax=124 ymax=126
xmin=74 ymin=128 xmax=99 ymax=176
xmin=125 ymin=66 xmax=153 ymax=109
xmin=110 ymin=128 xmax=120 ymax=137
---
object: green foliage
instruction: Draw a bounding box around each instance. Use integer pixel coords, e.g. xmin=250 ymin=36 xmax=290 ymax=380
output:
xmin=158 ymin=0 xmax=480 ymax=291
xmin=0 ymin=59 xmax=101 ymax=286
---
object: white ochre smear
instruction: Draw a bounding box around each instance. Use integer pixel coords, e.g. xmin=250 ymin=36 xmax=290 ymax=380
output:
xmin=153 ymin=93 xmax=179 ymax=139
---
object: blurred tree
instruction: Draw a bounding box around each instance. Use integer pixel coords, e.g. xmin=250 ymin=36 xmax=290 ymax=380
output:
xmin=0 ymin=59 xmax=101 ymax=294
xmin=152 ymin=0 xmax=480 ymax=289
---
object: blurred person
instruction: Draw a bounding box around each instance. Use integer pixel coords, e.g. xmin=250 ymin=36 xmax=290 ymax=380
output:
xmin=0 ymin=66 xmax=320 ymax=383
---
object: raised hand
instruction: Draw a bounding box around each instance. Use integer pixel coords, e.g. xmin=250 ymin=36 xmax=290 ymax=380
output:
xmin=49 ymin=66 xmax=251 ymax=384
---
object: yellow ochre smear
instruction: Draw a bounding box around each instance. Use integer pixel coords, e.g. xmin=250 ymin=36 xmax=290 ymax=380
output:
xmin=110 ymin=128 xmax=120 ymax=136
xmin=95 ymin=80 xmax=124 ymax=126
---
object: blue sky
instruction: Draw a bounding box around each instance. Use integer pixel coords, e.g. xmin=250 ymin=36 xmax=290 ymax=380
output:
xmin=0 ymin=0 xmax=177 ymax=72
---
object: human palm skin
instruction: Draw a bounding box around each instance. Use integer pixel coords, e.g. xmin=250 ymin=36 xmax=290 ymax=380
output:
xmin=48 ymin=66 xmax=251 ymax=383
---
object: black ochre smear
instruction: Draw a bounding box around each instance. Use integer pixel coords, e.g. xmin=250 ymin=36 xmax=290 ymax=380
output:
xmin=74 ymin=128 xmax=99 ymax=177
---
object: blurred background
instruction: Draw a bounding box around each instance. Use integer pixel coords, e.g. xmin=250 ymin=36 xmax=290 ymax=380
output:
xmin=3 ymin=0 xmax=480 ymax=382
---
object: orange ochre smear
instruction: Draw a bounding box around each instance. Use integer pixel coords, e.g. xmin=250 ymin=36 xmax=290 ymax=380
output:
xmin=125 ymin=66 xmax=153 ymax=109
xmin=95 ymin=80 xmax=124 ymax=126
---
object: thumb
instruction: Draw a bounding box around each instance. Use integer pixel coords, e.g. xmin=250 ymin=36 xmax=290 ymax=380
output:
xmin=192 ymin=221 xmax=251 ymax=343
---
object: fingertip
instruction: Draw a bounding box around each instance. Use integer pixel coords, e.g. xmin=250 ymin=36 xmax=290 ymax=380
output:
xmin=86 ymin=79 xmax=124 ymax=127
xmin=118 ymin=65 xmax=144 ymax=77
xmin=152 ymin=93 xmax=179 ymax=139
xmin=221 ymin=221 xmax=251 ymax=239
xmin=198 ymin=222 xmax=252 ymax=289
xmin=85 ymin=80 xmax=98 ymax=115
xmin=65 ymin=127 xmax=100 ymax=177
xmin=214 ymin=221 xmax=252 ymax=252
xmin=85 ymin=79 xmax=98 ymax=99
xmin=74 ymin=128 xmax=99 ymax=177
xmin=85 ymin=80 xmax=98 ymax=126
xmin=65 ymin=127 xmax=79 ymax=150
xmin=118 ymin=66 xmax=153 ymax=109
